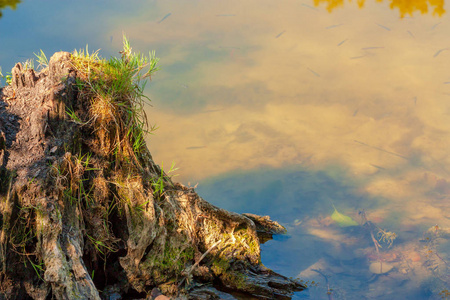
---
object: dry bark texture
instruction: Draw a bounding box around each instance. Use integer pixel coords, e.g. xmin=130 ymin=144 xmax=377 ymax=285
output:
xmin=0 ymin=52 xmax=304 ymax=299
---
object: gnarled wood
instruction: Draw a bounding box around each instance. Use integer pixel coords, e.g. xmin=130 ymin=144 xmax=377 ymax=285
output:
xmin=0 ymin=52 xmax=305 ymax=299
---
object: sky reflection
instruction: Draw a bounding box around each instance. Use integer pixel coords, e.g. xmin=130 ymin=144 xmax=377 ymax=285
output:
xmin=139 ymin=2 xmax=450 ymax=296
xmin=314 ymin=0 xmax=445 ymax=17
xmin=0 ymin=0 xmax=449 ymax=298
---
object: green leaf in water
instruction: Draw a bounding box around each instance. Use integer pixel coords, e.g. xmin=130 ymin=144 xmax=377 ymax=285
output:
xmin=331 ymin=205 xmax=358 ymax=227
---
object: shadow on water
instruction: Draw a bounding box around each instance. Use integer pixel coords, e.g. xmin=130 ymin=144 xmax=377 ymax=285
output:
xmin=197 ymin=165 xmax=450 ymax=299
xmin=197 ymin=165 xmax=371 ymax=219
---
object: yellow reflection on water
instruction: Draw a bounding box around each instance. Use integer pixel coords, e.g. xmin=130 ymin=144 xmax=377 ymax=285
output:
xmin=0 ymin=0 xmax=21 ymax=17
xmin=314 ymin=0 xmax=445 ymax=17
xmin=115 ymin=1 xmax=450 ymax=294
xmin=117 ymin=0 xmax=450 ymax=230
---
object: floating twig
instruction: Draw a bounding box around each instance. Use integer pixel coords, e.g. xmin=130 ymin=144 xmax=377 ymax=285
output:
xmin=275 ymin=30 xmax=286 ymax=38
xmin=376 ymin=23 xmax=391 ymax=31
xmin=337 ymin=39 xmax=348 ymax=46
xmin=157 ymin=13 xmax=172 ymax=24
xmin=312 ymin=269 xmax=333 ymax=300
xmin=354 ymin=140 xmax=408 ymax=160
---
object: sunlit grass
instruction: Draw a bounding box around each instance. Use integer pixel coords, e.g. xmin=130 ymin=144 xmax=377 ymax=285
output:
xmin=70 ymin=35 xmax=160 ymax=160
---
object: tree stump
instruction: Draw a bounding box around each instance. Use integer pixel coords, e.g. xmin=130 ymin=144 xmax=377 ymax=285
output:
xmin=0 ymin=50 xmax=304 ymax=299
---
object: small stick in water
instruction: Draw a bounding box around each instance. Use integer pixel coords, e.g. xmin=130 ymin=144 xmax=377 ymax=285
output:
xmin=362 ymin=47 xmax=384 ymax=50
xmin=301 ymin=3 xmax=318 ymax=10
xmin=354 ymin=140 xmax=408 ymax=160
xmin=376 ymin=23 xmax=391 ymax=31
xmin=433 ymin=48 xmax=450 ymax=58
xmin=326 ymin=23 xmax=343 ymax=29
xmin=431 ymin=22 xmax=441 ymax=30
xmin=307 ymin=67 xmax=320 ymax=77
xmin=157 ymin=13 xmax=172 ymax=24
xmin=275 ymin=30 xmax=286 ymax=38
xmin=337 ymin=39 xmax=348 ymax=46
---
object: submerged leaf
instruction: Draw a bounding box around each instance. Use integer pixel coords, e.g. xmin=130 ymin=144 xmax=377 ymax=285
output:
xmin=369 ymin=261 xmax=394 ymax=274
xmin=331 ymin=205 xmax=358 ymax=227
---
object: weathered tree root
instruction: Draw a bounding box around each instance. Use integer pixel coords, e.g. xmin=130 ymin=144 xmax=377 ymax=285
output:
xmin=0 ymin=52 xmax=305 ymax=299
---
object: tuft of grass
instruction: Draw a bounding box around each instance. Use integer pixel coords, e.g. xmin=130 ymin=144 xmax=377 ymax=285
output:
xmin=151 ymin=161 xmax=178 ymax=200
xmin=0 ymin=67 xmax=12 ymax=86
xmin=22 ymin=59 xmax=34 ymax=71
xmin=66 ymin=107 xmax=88 ymax=125
xmin=8 ymin=203 xmax=45 ymax=281
xmin=86 ymin=233 xmax=117 ymax=255
xmin=70 ymin=35 xmax=159 ymax=165
xmin=34 ymin=49 xmax=49 ymax=70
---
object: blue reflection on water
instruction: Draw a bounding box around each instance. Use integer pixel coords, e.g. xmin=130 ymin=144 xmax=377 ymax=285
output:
xmin=197 ymin=166 xmax=445 ymax=299
xmin=1 ymin=1 xmax=449 ymax=299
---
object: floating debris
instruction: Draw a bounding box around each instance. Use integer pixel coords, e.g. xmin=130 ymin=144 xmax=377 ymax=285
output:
xmin=369 ymin=261 xmax=394 ymax=274
xmin=370 ymin=164 xmax=386 ymax=170
xmin=337 ymin=39 xmax=348 ymax=46
xmin=307 ymin=67 xmax=320 ymax=77
xmin=157 ymin=13 xmax=172 ymax=24
xmin=362 ymin=47 xmax=384 ymax=50
xmin=331 ymin=205 xmax=358 ymax=227
xmin=433 ymin=48 xmax=449 ymax=58
xmin=301 ymin=3 xmax=318 ymax=10
xmin=275 ymin=30 xmax=286 ymax=38
xmin=376 ymin=23 xmax=391 ymax=31
xmin=326 ymin=23 xmax=344 ymax=29
xmin=407 ymin=30 xmax=415 ymax=38
xmin=431 ymin=22 xmax=441 ymax=30
xmin=353 ymin=140 xmax=408 ymax=160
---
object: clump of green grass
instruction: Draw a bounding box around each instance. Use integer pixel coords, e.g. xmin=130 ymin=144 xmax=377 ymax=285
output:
xmin=152 ymin=161 xmax=178 ymax=200
xmin=34 ymin=49 xmax=48 ymax=69
xmin=0 ymin=67 xmax=12 ymax=86
xmin=69 ymin=35 xmax=159 ymax=165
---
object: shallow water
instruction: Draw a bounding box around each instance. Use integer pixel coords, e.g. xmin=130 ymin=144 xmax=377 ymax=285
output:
xmin=1 ymin=0 xmax=450 ymax=299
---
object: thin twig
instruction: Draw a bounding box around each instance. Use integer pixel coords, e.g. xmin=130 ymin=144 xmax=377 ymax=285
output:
xmin=312 ymin=269 xmax=333 ymax=300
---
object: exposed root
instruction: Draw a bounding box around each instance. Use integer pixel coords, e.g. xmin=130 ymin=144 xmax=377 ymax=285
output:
xmin=0 ymin=43 xmax=305 ymax=299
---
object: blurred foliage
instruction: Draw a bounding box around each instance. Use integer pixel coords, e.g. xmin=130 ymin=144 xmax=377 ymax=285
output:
xmin=313 ymin=0 xmax=445 ymax=17
xmin=0 ymin=0 xmax=20 ymax=18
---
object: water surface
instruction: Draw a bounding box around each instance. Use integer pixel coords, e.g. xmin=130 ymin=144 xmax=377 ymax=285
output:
xmin=1 ymin=1 xmax=449 ymax=299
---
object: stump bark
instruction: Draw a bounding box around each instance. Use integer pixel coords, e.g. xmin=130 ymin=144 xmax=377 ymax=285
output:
xmin=0 ymin=52 xmax=304 ymax=299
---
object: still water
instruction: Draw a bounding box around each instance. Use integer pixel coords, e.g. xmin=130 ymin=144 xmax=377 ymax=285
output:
xmin=1 ymin=0 xmax=450 ymax=299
